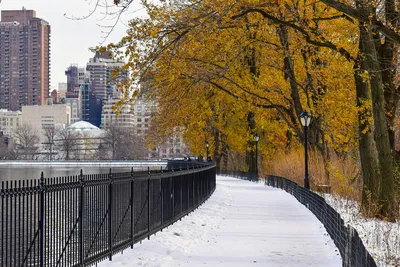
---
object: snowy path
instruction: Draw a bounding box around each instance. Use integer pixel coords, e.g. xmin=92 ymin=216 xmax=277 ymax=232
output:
xmin=98 ymin=175 xmax=342 ymax=267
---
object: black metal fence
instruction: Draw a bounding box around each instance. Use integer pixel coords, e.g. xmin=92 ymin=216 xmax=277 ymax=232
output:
xmin=1 ymin=162 xmax=216 ymax=267
xmin=265 ymin=175 xmax=377 ymax=267
xmin=217 ymin=170 xmax=259 ymax=182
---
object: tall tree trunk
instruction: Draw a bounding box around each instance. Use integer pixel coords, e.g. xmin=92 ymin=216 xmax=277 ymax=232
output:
xmin=360 ymin=22 xmax=397 ymax=219
xmin=278 ymin=25 xmax=303 ymax=118
xmin=213 ymin=127 xmax=222 ymax=172
xmin=379 ymin=0 xmax=399 ymax=159
xmin=247 ymin=111 xmax=257 ymax=173
xmin=354 ymin=31 xmax=381 ymax=212
xmin=245 ymin=21 xmax=258 ymax=174
xmin=221 ymin=134 xmax=229 ymax=170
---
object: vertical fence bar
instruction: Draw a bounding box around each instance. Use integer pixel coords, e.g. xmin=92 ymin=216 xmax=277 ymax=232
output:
xmin=17 ymin=180 xmax=21 ymax=266
xmin=180 ymin=171 xmax=183 ymax=217
xmin=192 ymin=166 xmax=195 ymax=212
xmin=187 ymin=166 xmax=190 ymax=212
xmin=13 ymin=180 xmax=17 ymax=266
xmin=39 ymin=172 xmax=45 ymax=267
xmin=130 ymin=168 xmax=135 ymax=249
xmin=160 ymin=168 xmax=164 ymax=230
xmin=171 ymin=169 xmax=174 ymax=220
xmin=147 ymin=167 xmax=151 ymax=240
xmin=79 ymin=170 xmax=84 ymax=265
xmin=9 ymin=181 xmax=13 ymax=267
xmin=1 ymin=181 xmax=3 ymax=267
xmin=108 ymin=169 xmax=113 ymax=261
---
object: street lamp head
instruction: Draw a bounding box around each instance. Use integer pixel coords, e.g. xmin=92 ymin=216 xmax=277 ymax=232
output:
xmin=299 ymin=111 xmax=312 ymax=127
xmin=253 ymin=133 xmax=259 ymax=142
xmin=206 ymin=141 xmax=209 ymax=148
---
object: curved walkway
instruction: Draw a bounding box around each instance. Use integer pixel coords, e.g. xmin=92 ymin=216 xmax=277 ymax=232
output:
xmin=99 ymin=175 xmax=341 ymax=267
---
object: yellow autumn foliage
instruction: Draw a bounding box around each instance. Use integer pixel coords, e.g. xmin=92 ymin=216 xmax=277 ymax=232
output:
xmin=100 ymin=0 xmax=361 ymax=164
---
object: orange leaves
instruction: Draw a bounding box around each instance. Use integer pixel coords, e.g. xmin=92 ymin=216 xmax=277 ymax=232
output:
xmin=98 ymin=0 xmax=365 ymax=158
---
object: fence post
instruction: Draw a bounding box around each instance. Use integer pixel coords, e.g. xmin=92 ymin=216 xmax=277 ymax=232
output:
xmin=344 ymin=225 xmax=352 ymax=267
xmin=187 ymin=166 xmax=190 ymax=211
xmin=171 ymin=169 xmax=174 ymax=219
xmin=147 ymin=167 xmax=151 ymax=240
xmin=192 ymin=165 xmax=195 ymax=211
xmin=108 ymin=168 xmax=113 ymax=261
xmin=180 ymin=168 xmax=183 ymax=217
xmin=79 ymin=169 xmax=85 ymax=265
xmin=130 ymin=167 xmax=134 ymax=249
xmin=206 ymin=169 xmax=209 ymax=196
xmin=39 ymin=172 xmax=45 ymax=267
xmin=160 ymin=167 xmax=164 ymax=231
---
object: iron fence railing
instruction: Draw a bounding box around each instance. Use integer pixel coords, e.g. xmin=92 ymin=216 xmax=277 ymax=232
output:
xmin=265 ymin=175 xmax=377 ymax=267
xmin=1 ymin=162 xmax=216 ymax=267
xmin=217 ymin=170 xmax=259 ymax=182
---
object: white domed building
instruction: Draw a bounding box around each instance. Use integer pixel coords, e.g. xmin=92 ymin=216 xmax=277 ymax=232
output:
xmin=66 ymin=121 xmax=104 ymax=136
xmin=64 ymin=121 xmax=105 ymax=160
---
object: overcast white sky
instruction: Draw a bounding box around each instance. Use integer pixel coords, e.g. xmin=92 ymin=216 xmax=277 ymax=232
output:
xmin=0 ymin=0 xmax=145 ymax=89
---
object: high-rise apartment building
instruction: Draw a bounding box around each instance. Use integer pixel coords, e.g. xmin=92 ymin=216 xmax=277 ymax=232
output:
xmin=0 ymin=8 xmax=51 ymax=111
xmin=86 ymin=51 xmax=125 ymax=101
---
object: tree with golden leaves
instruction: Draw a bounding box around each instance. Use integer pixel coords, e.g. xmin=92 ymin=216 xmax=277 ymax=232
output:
xmin=101 ymin=0 xmax=399 ymax=220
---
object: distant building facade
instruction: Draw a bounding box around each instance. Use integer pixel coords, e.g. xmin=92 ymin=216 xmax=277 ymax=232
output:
xmin=101 ymin=98 xmax=135 ymax=129
xmin=0 ymin=109 xmax=22 ymax=139
xmin=0 ymin=8 xmax=50 ymax=111
xmin=58 ymin=82 xmax=67 ymax=102
xmin=21 ymin=104 xmax=71 ymax=142
xmin=132 ymin=96 xmax=156 ymax=136
xmin=86 ymin=51 xmax=125 ymax=101
xmin=65 ymin=94 xmax=81 ymax=123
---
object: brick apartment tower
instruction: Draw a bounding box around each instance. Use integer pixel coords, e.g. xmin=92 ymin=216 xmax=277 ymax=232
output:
xmin=0 ymin=8 xmax=50 ymax=111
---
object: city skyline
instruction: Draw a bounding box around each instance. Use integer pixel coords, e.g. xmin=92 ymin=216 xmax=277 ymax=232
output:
xmin=0 ymin=0 xmax=144 ymax=90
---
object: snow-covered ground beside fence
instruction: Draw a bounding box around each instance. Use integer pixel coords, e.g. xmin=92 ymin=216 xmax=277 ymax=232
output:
xmin=323 ymin=195 xmax=400 ymax=266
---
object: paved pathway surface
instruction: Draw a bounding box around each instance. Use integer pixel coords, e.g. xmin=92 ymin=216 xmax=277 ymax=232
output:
xmin=99 ymin=176 xmax=341 ymax=267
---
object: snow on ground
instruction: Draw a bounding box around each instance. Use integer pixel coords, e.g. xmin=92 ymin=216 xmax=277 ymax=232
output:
xmin=99 ymin=175 xmax=341 ymax=267
xmin=323 ymin=194 xmax=400 ymax=267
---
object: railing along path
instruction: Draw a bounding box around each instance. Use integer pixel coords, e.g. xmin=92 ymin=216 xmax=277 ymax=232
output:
xmin=1 ymin=161 xmax=216 ymax=267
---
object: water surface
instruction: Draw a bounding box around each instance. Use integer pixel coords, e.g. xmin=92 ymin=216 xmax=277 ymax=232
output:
xmin=0 ymin=161 xmax=166 ymax=181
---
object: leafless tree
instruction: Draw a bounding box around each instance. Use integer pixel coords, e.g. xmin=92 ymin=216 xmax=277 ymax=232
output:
xmin=14 ymin=124 xmax=40 ymax=160
xmin=65 ymin=0 xmax=138 ymax=43
xmin=43 ymin=126 xmax=57 ymax=160
xmin=80 ymin=132 xmax=98 ymax=160
xmin=101 ymin=124 xmax=146 ymax=160
xmin=56 ymin=128 xmax=81 ymax=160
xmin=0 ymin=135 xmax=11 ymax=160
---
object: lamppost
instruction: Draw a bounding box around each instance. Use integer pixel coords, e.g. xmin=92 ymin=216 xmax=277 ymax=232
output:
xmin=254 ymin=133 xmax=259 ymax=177
xmin=299 ymin=111 xmax=311 ymax=189
xmin=206 ymin=141 xmax=209 ymax=161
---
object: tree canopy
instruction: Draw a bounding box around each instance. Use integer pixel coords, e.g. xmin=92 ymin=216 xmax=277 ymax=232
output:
xmin=101 ymin=0 xmax=400 ymax=220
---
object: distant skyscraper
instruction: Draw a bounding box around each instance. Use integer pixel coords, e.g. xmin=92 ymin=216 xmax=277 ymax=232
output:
xmin=86 ymin=51 xmax=126 ymax=101
xmin=0 ymin=8 xmax=51 ymax=111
